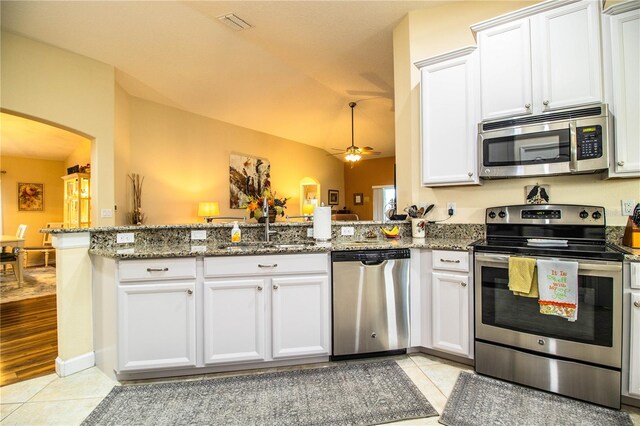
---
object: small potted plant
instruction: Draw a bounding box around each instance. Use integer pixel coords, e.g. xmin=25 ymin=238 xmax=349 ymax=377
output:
xmin=246 ymin=188 xmax=288 ymax=223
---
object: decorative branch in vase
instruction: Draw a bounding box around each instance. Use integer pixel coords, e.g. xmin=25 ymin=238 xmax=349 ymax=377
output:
xmin=128 ymin=173 xmax=146 ymax=225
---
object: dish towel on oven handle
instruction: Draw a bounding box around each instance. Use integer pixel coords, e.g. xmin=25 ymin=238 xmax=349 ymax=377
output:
xmin=508 ymin=257 xmax=539 ymax=298
xmin=537 ymin=259 xmax=579 ymax=321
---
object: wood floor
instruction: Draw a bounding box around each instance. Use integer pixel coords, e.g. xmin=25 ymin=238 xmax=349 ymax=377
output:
xmin=0 ymin=294 xmax=58 ymax=387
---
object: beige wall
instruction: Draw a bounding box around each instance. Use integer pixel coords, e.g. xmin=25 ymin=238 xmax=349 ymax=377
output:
xmin=64 ymin=142 xmax=92 ymax=171
xmin=125 ymin=96 xmax=345 ymax=224
xmin=393 ymin=1 xmax=640 ymax=226
xmin=1 ymin=31 xmax=116 ymax=227
xmin=0 ymin=156 xmax=65 ymax=251
xmin=344 ymin=157 xmax=396 ymax=221
xmin=114 ymin=84 xmax=132 ymax=225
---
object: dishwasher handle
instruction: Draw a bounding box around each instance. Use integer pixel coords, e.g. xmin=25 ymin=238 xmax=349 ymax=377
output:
xmin=361 ymin=260 xmax=386 ymax=266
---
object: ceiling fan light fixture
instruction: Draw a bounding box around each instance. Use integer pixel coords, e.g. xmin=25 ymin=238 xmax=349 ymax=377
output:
xmin=345 ymin=153 xmax=361 ymax=162
xmin=217 ymin=13 xmax=253 ymax=31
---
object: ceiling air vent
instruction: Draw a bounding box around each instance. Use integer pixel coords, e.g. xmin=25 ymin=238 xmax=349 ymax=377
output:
xmin=217 ymin=13 xmax=253 ymax=31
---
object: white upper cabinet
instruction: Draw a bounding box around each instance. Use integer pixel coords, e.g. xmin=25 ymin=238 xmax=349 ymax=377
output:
xmin=603 ymin=2 xmax=640 ymax=177
xmin=416 ymin=47 xmax=481 ymax=186
xmin=475 ymin=0 xmax=603 ymax=121
xmin=478 ymin=20 xmax=533 ymax=120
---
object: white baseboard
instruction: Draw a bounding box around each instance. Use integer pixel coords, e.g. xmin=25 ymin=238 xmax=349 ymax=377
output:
xmin=55 ymin=352 xmax=95 ymax=377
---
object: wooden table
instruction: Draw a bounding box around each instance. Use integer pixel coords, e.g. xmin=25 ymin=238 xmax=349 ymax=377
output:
xmin=1 ymin=235 xmax=25 ymax=285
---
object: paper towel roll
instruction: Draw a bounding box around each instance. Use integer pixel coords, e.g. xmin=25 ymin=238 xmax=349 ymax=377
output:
xmin=313 ymin=206 xmax=332 ymax=241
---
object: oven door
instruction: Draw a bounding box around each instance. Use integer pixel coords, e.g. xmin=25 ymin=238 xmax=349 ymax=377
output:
xmin=474 ymin=252 xmax=622 ymax=368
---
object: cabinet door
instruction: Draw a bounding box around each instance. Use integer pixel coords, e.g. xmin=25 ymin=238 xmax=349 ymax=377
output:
xmin=534 ymin=0 xmax=603 ymax=111
xmin=203 ymin=279 xmax=266 ymax=364
xmin=610 ymin=8 xmax=640 ymax=175
xmin=420 ymin=48 xmax=480 ymax=186
xmin=271 ymin=275 xmax=330 ymax=358
xmin=630 ymin=292 xmax=640 ymax=397
xmin=118 ymin=282 xmax=196 ymax=371
xmin=431 ymin=272 xmax=470 ymax=357
xmin=479 ymin=18 xmax=532 ymax=120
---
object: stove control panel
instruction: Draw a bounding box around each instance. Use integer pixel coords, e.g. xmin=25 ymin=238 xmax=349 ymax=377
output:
xmin=486 ymin=204 xmax=606 ymax=225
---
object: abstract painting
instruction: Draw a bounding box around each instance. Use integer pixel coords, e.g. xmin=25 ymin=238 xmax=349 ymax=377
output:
xmin=18 ymin=183 xmax=44 ymax=211
xmin=229 ymin=153 xmax=271 ymax=208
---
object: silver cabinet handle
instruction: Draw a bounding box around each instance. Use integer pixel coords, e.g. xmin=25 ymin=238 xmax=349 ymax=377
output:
xmin=634 ymin=301 xmax=640 ymax=308
xmin=187 ymin=289 xmax=193 ymax=295
xmin=468 ymin=172 xmax=473 ymax=177
xmin=543 ymin=100 xmax=549 ymax=106
xmin=273 ymin=284 xmax=279 ymax=290
xmin=258 ymin=264 xmax=277 ymax=268
xmin=147 ymin=267 xmax=169 ymax=272
xmin=525 ymin=103 xmax=531 ymax=109
xmin=461 ymin=282 xmax=467 ymax=287
xmin=257 ymin=286 xmax=263 ymax=291
xmin=440 ymin=259 xmax=461 ymax=263
xmin=618 ymin=161 xmax=625 ymax=167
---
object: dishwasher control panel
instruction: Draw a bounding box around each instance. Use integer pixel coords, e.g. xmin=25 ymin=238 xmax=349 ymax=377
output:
xmin=332 ymin=249 xmax=411 ymax=262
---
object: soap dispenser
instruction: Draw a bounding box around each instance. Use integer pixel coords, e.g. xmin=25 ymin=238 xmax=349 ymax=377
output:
xmin=231 ymin=221 xmax=241 ymax=243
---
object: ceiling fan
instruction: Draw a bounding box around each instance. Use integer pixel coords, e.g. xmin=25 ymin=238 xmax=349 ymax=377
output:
xmin=330 ymin=101 xmax=381 ymax=165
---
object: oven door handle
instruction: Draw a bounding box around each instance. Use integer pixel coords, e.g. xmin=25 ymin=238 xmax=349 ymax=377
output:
xmin=475 ymin=253 xmax=621 ymax=272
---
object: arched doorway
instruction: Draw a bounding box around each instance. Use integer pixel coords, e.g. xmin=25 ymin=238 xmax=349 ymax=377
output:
xmin=0 ymin=111 xmax=92 ymax=386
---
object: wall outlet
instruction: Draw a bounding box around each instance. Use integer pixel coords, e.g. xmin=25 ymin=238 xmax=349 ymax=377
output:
xmin=341 ymin=226 xmax=355 ymax=236
xmin=447 ymin=202 xmax=456 ymax=216
xmin=307 ymin=228 xmax=313 ymax=238
xmin=190 ymin=245 xmax=206 ymax=253
xmin=100 ymin=208 xmax=113 ymax=218
xmin=191 ymin=230 xmax=207 ymax=240
xmin=116 ymin=232 xmax=135 ymax=244
xmin=622 ymin=199 xmax=637 ymax=216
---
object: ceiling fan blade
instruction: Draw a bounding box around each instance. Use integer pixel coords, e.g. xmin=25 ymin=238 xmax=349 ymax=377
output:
xmin=360 ymin=151 xmax=381 ymax=155
xmin=360 ymin=146 xmax=375 ymax=151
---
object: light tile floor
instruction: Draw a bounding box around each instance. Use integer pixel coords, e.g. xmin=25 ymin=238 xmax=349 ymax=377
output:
xmin=1 ymin=353 xmax=639 ymax=425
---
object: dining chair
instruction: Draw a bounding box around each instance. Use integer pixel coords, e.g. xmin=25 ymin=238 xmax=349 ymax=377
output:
xmin=1 ymin=224 xmax=27 ymax=283
xmin=23 ymin=222 xmax=63 ymax=267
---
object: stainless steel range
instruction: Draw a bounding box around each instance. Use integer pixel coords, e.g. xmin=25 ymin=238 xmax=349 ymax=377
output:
xmin=472 ymin=204 xmax=625 ymax=408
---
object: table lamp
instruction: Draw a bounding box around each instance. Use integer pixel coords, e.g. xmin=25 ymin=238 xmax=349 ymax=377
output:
xmin=198 ymin=202 xmax=220 ymax=223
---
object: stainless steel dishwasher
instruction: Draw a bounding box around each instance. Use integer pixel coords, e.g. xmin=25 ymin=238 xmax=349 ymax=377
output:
xmin=331 ymin=249 xmax=410 ymax=358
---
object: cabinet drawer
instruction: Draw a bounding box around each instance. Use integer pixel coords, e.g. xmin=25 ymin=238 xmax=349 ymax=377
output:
xmin=118 ymin=258 xmax=197 ymax=282
xmin=432 ymin=250 xmax=469 ymax=272
xmin=205 ymin=253 xmax=328 ymax=278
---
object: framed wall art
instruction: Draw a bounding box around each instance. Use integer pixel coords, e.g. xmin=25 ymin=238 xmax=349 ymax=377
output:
xmin=328 ymin=189 xmax=339 ymax=205
xmin=353 ymin=193 xmax=363 ymax=205
xmin=229 ymin=153 xmax=271 ymax=208
xmin=18 ymin=182 xmax=44 ymax=211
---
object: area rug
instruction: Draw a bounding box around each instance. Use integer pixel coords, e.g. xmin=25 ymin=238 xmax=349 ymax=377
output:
xmin=82 ymin=360 xmax=437 ymax=425
xmin=0 ymin=266 xmax=56 ymax=304
xmin=439 ymin=371 xmax=632 ymax=426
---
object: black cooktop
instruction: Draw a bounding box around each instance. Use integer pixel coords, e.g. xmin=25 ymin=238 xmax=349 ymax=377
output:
xmin=471 ymin=238 xmax=625 ymax=261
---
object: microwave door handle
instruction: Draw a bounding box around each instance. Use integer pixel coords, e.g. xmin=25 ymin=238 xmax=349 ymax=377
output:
xmin=569 ymin=121 xmax=577 ymax=172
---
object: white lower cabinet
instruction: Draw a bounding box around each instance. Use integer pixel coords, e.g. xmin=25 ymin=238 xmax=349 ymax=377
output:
xmin=271 ymin=276 xmax=330 ymax=358
xmin=203 ymin=253 xmax=331 ymax=365
xmin=630 ymin=292 xmax=640 ymax=397
xmin=431 ymin=271 xmax=470 ymax=356
xmin=418 ymin=250 xmax=473 ymax=359
xmin=203 ymin=278 xmax=266 ymax=364
xmin=117 ymin=259 xmax=198 ymax=372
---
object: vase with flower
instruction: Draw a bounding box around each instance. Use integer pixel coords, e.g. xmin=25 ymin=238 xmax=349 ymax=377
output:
xmin=246 ymin=189 xmax=288 ymax=223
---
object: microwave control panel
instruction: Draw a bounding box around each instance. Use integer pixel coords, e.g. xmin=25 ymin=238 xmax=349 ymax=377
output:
xmin=576 ymin=125 xmax=602 ymax=160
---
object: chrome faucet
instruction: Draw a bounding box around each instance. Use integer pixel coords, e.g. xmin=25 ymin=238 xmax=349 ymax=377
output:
xmin=263 ymin=194 xmax=278 ymax=242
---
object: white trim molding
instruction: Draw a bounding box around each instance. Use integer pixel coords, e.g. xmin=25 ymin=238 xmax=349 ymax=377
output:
xmin=470 ymin=0 xmax=583 ymax=33
xmin=415 ymin=46 xmax=477 ymax=69
xmin=55 ymin=352 xmax=95 ymax=377
xmin=604 ymin=0 xmax=639 ymax=15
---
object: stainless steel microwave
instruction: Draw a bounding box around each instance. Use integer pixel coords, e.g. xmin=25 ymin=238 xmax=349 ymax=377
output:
xmin=478 ymin=104 xmax=611 ymax=179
